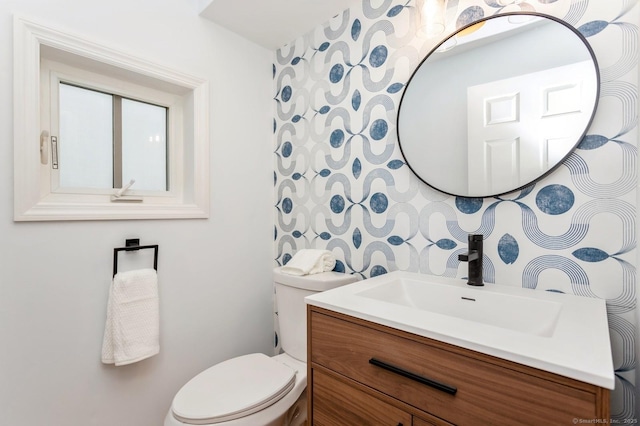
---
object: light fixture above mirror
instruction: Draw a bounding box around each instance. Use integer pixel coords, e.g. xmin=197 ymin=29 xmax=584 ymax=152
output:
xmin=418 ymin=0 xmax=448 ymax=37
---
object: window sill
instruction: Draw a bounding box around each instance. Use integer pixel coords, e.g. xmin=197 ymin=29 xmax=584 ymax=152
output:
xmin=16 ymin=200 xmax=208 ymax=221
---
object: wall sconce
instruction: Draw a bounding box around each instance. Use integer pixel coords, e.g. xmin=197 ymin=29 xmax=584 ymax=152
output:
xmin=418 ymin=0 xmax=448 ymax=37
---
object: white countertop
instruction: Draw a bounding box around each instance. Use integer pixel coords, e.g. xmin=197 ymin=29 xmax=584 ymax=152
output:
xmin=305 ymin=270 xmax=615 ymax=389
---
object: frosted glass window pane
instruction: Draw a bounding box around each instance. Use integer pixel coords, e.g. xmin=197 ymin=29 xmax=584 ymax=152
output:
xmin=121 ymin=99 xmax=167 ymax=191
xmin=59 ymin=84 xmax=113 ymax=188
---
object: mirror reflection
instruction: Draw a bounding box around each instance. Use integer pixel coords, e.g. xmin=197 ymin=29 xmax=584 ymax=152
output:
xmin=397 ymin=13 xmax=599 ymax=197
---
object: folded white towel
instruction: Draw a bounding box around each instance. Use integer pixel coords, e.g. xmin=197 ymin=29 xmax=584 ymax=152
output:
xmin=281 ymin=249 xmax=336 ymax=276
xmin=102 ymin=269 xmax=159 ymax=366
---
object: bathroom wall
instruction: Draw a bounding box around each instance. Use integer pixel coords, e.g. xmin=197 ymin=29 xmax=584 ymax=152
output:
xmin=0 ymin=1 xmax=274 ymax=425
xmin=274 ymin=0 xmax=639 ymax=420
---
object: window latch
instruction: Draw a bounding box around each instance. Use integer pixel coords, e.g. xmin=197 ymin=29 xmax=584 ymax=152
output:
xmin=40 ymin=131 xmax=49 ymax=165
xmin=110 ymin=179 xmax=142 ymax=202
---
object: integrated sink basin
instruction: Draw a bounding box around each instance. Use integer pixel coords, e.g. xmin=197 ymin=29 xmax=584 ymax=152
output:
xmin=357 ymin=277 xmax=562 ymax=337
xmin=305 ymin=270 xmax=614 ymax=389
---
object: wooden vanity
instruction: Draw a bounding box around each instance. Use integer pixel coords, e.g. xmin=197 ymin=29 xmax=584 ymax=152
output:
xmin=307 ymin=306 xmax=610 ymax=425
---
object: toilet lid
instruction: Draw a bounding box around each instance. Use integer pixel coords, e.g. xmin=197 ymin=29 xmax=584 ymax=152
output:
xmin=171 ymin=353 xmax=296 ymax=425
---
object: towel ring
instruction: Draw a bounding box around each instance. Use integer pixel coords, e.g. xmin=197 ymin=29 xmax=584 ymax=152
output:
xmin=113 ymin=239 xmax=159 ymax=277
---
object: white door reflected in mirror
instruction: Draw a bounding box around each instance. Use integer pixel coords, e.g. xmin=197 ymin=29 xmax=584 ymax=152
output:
xmin=466 ymin=61 xmax=597 ymax=196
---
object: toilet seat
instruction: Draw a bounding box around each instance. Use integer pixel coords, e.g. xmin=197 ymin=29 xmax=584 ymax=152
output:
xmin=171 ymin=353 xmax=296 ymax=425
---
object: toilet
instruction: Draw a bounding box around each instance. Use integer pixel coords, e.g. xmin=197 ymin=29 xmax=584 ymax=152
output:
xmin=164 ymin=267 xmax=358 ymax=426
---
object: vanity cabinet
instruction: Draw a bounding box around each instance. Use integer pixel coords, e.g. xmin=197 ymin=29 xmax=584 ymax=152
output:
xmin=307 ymin=306 xmax=610 ymax=425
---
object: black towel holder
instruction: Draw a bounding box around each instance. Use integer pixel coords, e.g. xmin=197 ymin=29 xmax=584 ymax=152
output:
xmin=113 ymin=239 xmax=159 ymax=277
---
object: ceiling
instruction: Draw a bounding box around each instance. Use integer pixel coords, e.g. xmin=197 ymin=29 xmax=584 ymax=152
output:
xmin=198 ymin=0 xmax=362 ymax=50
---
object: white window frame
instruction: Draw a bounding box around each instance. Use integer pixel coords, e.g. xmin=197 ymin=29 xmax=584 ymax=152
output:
xmin=14 ymin=15 xmax=210 ymax=221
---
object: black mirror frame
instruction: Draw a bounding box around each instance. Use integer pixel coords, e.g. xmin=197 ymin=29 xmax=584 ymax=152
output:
xmin=396 ymin=12 xmax=601 ymax=198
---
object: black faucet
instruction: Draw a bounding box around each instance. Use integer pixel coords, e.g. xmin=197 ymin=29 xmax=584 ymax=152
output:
xmin=458 ymin=234 xmax=483 ymax=286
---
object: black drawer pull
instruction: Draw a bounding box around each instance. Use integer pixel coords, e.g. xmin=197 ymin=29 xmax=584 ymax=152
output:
xmin=369 ymin=358 xmax=457 ymax=395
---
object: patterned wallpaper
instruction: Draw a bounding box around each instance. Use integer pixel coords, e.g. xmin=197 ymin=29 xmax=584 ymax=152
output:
xmin=273 ymin=0 xmax=638 ymax=419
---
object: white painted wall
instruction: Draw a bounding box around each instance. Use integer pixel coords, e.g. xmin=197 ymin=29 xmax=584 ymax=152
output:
xmin=0 ymin=1 xmax=274 ymax=425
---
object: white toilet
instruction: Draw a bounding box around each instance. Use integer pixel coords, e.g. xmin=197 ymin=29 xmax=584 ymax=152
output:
xmin=164 ymin=267 xmax=358 ymax=426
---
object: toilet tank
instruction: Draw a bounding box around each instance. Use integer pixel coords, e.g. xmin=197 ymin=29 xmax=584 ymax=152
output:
xmin=273 ymin=267 xmax=358 ymax=362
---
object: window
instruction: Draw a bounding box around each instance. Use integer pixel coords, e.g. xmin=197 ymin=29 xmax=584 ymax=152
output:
xmin=44 ymin=65 xmax=173 ymax=196
xmin=57 ymin=83 xmax=168 ymax=192
xmin=14 ymin=15 xmax=210 ymax=221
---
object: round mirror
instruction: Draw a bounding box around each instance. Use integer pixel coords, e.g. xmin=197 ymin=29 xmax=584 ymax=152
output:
xmin=397 ymin=13 xmax=600 ymax=197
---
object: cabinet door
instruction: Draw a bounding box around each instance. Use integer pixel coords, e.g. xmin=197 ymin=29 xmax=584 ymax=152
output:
xmin=414 ymin=416 xmax=454 ymax=426
xmin=312 ymin=369 xmax=411 ymax=426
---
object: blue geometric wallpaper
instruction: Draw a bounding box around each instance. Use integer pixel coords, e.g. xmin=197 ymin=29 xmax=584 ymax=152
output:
xmin=273 ymin=0 xmax=638 ymax=419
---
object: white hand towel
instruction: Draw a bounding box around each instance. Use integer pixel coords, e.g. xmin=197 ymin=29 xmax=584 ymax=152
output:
xmin=102 ymin=268 xmax=159 ymax=366
xmin=281 ymin=249 xmax=336 ymax=276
